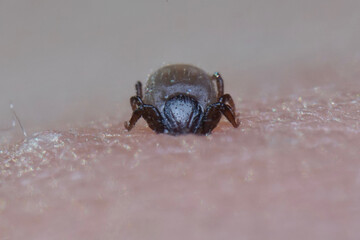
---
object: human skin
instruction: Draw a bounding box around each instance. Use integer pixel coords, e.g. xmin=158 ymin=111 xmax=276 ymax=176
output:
xmin=1 ymin=1 xmax=360 ymax=239
xmin=1 ymin=65 xmax=360 ymax=239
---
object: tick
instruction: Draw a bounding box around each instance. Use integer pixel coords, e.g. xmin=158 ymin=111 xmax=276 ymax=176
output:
xmin=124 ymin=64 xmax=240 ymax=135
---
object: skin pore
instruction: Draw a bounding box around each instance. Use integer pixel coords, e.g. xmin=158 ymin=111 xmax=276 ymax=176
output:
xmin=1 ymin=1 xmax=360 ymax=239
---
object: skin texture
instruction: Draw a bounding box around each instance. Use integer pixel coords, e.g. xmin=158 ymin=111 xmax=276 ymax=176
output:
xmin=1 ymin=1 xmax=360 ymax=240
xmin=1 ymin=75 xmax=360 ymax=239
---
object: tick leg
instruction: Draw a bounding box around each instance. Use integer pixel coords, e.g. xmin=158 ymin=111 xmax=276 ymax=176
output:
xmin=141 ymin=104 xmax=165 ymax=133
xmin=124 ymin=103 xmax=165 ymax=133
xmin=130 ymin=96 xmax=144 ymax=111
xmin=124 ymin=108 xmax=142 ymax=131
xmin=212 ymin=72 xmax=224 ymax=99
xmin=135 ymin=81 xmax=143 ymax=98
xmin=221 ymin=104 xmax=240 ymax=128
xmin=200 ymin=99 xmax=240 ymax=134
xmin=219 ymin=93 xmax=240 ymax=127
xmin=200 ymin=103 xmax=223 ymax=135
xmin=219 ymin=94 xmax=237 ymax=113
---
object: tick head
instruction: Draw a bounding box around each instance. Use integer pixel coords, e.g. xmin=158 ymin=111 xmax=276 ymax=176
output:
xmin=163 ymin=94 xmax=203 ymax=135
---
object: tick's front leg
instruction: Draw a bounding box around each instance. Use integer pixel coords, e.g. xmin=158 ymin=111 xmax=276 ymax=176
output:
xmin=199 ymin=103 xmax=223 ymax=135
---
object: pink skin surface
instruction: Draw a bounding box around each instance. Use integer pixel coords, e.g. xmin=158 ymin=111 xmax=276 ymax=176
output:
xmin=1 ymin=73 xmax=360 ymax=239
xmin=1 ymin=1 xmax=360 ymax=240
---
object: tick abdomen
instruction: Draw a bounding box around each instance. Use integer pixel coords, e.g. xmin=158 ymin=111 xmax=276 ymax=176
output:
xmin=144 ymin=64 xmax=217 ymax=111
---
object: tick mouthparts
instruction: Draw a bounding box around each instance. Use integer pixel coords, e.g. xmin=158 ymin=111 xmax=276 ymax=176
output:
xmin=163 ymin=95 xmax=203 ymax=133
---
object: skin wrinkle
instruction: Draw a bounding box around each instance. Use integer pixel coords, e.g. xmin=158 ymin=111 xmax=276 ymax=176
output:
xmin=1 ymin=84 xmax=360 ymax=239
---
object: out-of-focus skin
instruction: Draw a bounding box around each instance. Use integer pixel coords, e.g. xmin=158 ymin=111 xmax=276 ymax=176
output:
xmin=1 ymin=1 xmax=360 ymax=240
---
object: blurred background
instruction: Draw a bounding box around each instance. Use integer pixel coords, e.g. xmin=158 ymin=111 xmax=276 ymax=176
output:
xmin=1 ymin=0 xmax=359 ymax=134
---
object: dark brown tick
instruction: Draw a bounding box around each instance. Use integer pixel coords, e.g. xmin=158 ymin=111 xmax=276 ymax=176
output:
xmin=124 ymin=64 xmax=240 ymax=135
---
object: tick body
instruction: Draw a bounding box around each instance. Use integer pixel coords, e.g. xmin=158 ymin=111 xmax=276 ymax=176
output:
xmin=124 ymin=64 xmax=240 ymax=135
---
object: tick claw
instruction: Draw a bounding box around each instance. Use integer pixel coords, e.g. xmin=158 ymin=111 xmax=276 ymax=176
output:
xmin=124 ymin=121 xmax=130 ymax=131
